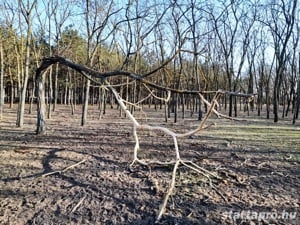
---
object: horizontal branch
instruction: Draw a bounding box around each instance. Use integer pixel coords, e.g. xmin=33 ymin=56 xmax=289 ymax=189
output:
xmin=37 ymin=56 xmax=255 ymax=98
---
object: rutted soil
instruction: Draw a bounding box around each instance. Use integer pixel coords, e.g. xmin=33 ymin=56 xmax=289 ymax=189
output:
xmin=0 ymin=105 xmax=299 ymax=225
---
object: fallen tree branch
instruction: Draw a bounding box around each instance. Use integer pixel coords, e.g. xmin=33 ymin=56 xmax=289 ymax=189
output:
xmin=35 ymin=56 xmax=255 ymax=222
xmin=156 ymin=160 xmax=180 ymax=223
xmin=71 ymin=194 xmax=87 ymax=213
xmin=37 ymin=56 xmax=255 ymax=97
xmin=41 ymin=159 xmax=86 ymax=177
xmin=108 ymin=81 xmax=227 ymax=222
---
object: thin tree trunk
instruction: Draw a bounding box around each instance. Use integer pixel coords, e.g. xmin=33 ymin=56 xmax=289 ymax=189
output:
xmin=293 ymin=56 xmax=300 ymax=124
xmin=174 ymin=93 xmax=178 ymax=123
xmin=36 ymin=72 xmax=46 ymax=134
xmin=198 ymin=97 xmax=202 ymax=121
xmin=285 ymin=86 xmax=294 ymax=117
xmin=64 ymin=75 xmax=68 ymax=105
xmin=28 ymin=81 xmax=35 ymax=114
xmin=81 ymin=78 xmax=90 ymax=126
xmin=98 ymin=87 xmax=105 ymax=119
xmin=47 ymin=66 xmax=53 ymax=119
xmin=16 ymin=0 xmax=36 ymax=127
xmin=16 ymin=34 xmax=31 ymax=127
xmin=9 ymin=67 xmax=14 ymax=108
xmin=281 ymin=90 xmax=286 ymax=118
xmin=273 ymin=67 xmax=282 ymax=122
xmin=164 ymin=100 xmax=168 ymax=123
xmin=70 ymin=88 xmax=75 ymax=115
xmin=181 ymin=94 xmax=185 ymax=119
xmin=293 ymin=78 xmax=300 ymax=124
xmin=0 ymin=40 xmax=4 ymax=120
xmin=53 ymin=63 xmax=59 ymax=111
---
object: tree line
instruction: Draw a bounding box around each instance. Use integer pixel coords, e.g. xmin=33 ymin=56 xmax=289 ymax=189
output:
xmin=0 ymin=0 xmax=299 ymax=125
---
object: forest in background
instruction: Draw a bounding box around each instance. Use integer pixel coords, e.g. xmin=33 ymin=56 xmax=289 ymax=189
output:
xmin=0 ymin=0 xmax=299 ymax=126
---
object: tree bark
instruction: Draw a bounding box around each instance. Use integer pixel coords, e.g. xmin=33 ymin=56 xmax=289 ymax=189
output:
xmin=293 ymin=56 xmax=300 ymax=124
xmin=293 ymin=78 xmax=300 ymax=124
xmin=81 ymin=78 xmax=90 ymax=126
xmin=0 ymin=40 xmax=4 ymax=120
xmin=36 ymin=71 xmax=46 ymax=134
xmin=16 ymin=0 xmax=37 ymax=127
xmin=53 ymin=63 xmax=59 ymax=111
xmin=47 ymin=67 xmax=53 ymax=119
xmin=0 ymin=40 xmax=5 ymax=121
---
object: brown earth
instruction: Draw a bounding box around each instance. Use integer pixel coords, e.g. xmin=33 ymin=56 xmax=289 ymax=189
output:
xmin=0 ymin=104 xmax=299 ymax=225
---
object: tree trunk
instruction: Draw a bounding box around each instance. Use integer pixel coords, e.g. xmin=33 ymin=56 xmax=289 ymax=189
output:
xmin=164 ymin=100 xmax=168 ymax=123
xmin=0 ymin=40 xmax=4 ymax=121
xmin=98 ymin=87 xmax=105 ymax=119
xmin=181 ymin=94 xmax=185 ymax=119
xmin=9 ymin=67 xmax=14 ymax=108
xmin=266 ymin=85 xmax=270 ymax=119
xmin=198 ymin=97 xmax=202 ymax=121
xmin=28 ymin=81 xmax=35 ymax=114
xmin=234 ymin=96 xmax=237 ymax=117
xmin=273 ymin=69 xmax=282 ymax=123
xmin=64 ymin=74 xmax=68 ymax=105
xmin=293 ymin=57 xmax=300 ymax=124
xmin=47 ymin=67 xmax=53 ymax=119
xmin=81 ymin=78 xmax=90 ymax=126
xmin=293 ymin=78 xmax=300 ymax=124
xmin=174 ymin=93 xmax=178 ymax=123
xmin=281 ymin=90 xmax=286 ymax=118
xmin=53 ymin=63 xmax=59 ymax=111
xmin=36 ymin=72 xmax=46 ymax=134
xmin=285 ymin=84 xmax=294 ymax=117
xmin=16 ymin=1 xmax=36 ymax=127
xmin=16 ymin=36 xmax=31 ymax=127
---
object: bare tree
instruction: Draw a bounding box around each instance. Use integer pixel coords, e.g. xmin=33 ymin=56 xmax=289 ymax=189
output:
xmin=80 ymin=0 xmax=121 ymax=126
xmin=209 ymin=0 xmax=255 ymax=117
xmin=16 ymin=0 xmax=37 ymax=127
xmin=0 ymin=33 xmax=4 ymax=120
xmin=293 ymin=53 xmax=300 ymax=124
xmin=285 ymin=25 xmax=299 ymax=118
xmin=263 ymin=0 xmax=298 ymax=122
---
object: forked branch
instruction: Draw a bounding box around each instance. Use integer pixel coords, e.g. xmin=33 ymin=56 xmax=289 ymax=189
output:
xmin=35 ymin=56 xmax=254 ymax=222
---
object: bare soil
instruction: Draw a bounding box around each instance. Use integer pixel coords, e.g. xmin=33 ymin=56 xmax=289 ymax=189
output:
xmin=0 ymin=104 xmax=299 ymax=225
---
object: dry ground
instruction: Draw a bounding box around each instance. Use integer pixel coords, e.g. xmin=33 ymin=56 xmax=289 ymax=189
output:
xmin=0 ymin=104 xmax=299 ymax=225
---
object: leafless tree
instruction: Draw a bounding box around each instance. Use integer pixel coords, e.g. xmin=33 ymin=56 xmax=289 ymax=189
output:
xmin=16 ymin=0 xmax=37 ymax=127
xmin=80 ymin=0 xmax=121 ymax=126
xmin=0 ymin=33 xmax=4 ymax=120
xmin=209 ymin=0 xmax=256 ymax=117
xmin=263 ymin=0 xmax=298 ymax=122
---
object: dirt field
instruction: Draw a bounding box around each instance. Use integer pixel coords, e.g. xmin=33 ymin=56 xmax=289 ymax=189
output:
xmin=0 ymin=104 xmax=299 ymax=225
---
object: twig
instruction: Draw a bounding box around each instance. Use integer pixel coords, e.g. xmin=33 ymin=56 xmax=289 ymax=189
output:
xmin=71 ymin=195 xmax=87 ymax=213
xmin=41 ymin=159 xmax=86 ymax=177
xmin=182 ymin=161 xmax=222 ymax=180
xmin=210 ymin=183 xmax=228 ymax=203
xmin=181 ymin=161 xmax=228 ymax=203
xmin=155 ymin=160 xmax=180 ymax=223
xmin=62 ymin=159 xmax=87 ymax=172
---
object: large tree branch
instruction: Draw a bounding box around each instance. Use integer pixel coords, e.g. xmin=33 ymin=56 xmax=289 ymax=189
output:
xmin=35 ymin=55 xmax=254 ymax=135
xmin=35 ymin=56 xmax=255 ymax=222
xmin=36 ymin=55 xmax=254 ymax=98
